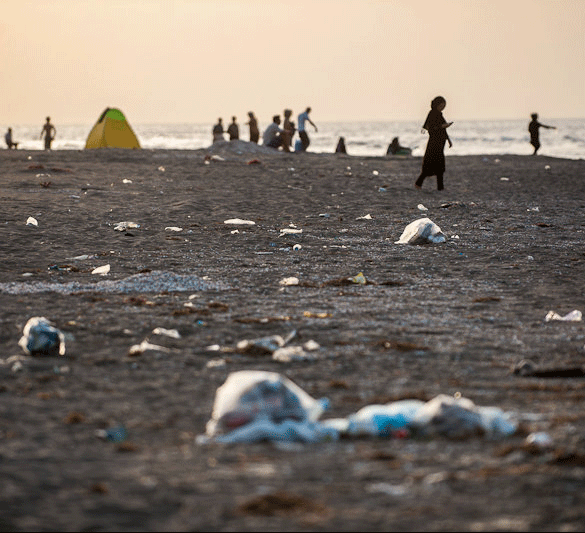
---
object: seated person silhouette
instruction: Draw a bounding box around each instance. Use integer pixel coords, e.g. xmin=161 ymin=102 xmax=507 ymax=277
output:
xmin=387 ymin=137 xmax=411 ymax=156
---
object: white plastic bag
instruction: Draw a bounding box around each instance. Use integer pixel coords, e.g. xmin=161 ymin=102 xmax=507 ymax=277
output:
xmin=205 ymin=371 xmax=333 ymax=443
xmin=395 ymin=217 xmax=446 ymax=245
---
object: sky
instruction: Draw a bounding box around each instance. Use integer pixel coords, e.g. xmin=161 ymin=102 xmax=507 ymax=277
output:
xmin=2 ymin=0 xmax=584 ymax=125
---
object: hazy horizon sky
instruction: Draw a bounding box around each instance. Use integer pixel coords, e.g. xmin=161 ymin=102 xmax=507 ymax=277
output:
xmin=3 ymin=0 xmax=584 ymax=125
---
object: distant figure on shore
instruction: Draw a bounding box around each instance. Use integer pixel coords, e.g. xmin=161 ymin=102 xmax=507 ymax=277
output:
xmin=335 ymin=136 xmax=347 ymax=154
xmin=282 ymin=109 xmax=295 ymax=152
xmin=263 ymin=115 xmax=283 ymax=149
xmin=5 ymin=128 xmax=18 ymax=149
xmin=40 ymin=117 xmax=56 ymax=151
xmin=227 ymin=116 xmax=239 ymax=141
xmin=529 ymin=113 xmax=556 ymax=155
xmin=387 ymin=137 xmax=411 ymax=156
xmin=297 ymin=107 xmax=318 ymax=151
xmin=415 ymin=96 xmax=453 ymax=191
xmin=246 ymin=112 xmax=259 ymax=144
xmin=212 ymin=118 xmax=224 ymax=143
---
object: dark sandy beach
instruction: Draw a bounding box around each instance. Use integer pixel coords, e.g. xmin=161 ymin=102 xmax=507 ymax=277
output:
xmin=1 ymin=143 xmax=585 ymax=531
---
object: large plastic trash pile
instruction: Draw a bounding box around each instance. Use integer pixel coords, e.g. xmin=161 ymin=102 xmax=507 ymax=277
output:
xmin=201 ymin=371 xmax=518 ymax=444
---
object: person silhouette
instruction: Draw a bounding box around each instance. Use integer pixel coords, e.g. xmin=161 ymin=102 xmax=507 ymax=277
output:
xmin=5 ymin=128 xmax=18 ymax=149
xmin=262 ymin=115 xmax=284 ymax=149
xmin=40 ymin=117 xmax=56 ymax=151
xmin=227 ymin=116 xmax=239 ymax=141
xmin=335 ymin=136 xmax=347 ymax=154
xmin=387 ymin=137 xmax=411 ymax=156
xmin=415 ymin=96 xmax=453 ymax=191
xmin=529 ymin=113 xmax=556 ymax=155
xmin=212 ymin=118 xmax=224 ymax=143
xmin=297 ymin=107 xmax=317 ymax=151
xmin=282 ymin=109 xmax=295 ymax=152
xmin=246 ymin=112 xmax=259 ymax=144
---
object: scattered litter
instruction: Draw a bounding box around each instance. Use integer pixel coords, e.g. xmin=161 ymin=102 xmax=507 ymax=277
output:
xmin=230 ymin=229 xmax=239 ymax=234
xmin=122 ymin=179 xmax=133 ymax=184
xmin=280 ymin=228 xmax=303 ymax=235
xmin=341 ymin=400 xmax=424 ymax=437
xmin=128 ymin=339 xmax=171 ymax=356
xmin=356 ymin=214 xmax=372 ymax=220
xmin=500 ymin=177 xmax=509 ymax=181
xmin=349 ymin=272 xmax=367 ymax=285
xmin=26 ymin=217 xmax=38 ymax=226
xmin=18 ymin=317 xmax=66 ymax=356
xmin=303 ymin=340 xmax=320 ymax=351
xmin=545 ymin=310 xmax=582 ymax=322
xmin=512 ymin=359 xmax=585 ymax=378
xmin=152 ymin=327 xmax=181 ymax=339
xmin=293 ymin=244 xmax=302 ymax=251
xmin=224 ymin=218 xmax=255 ymax=225
xmin=210 ymin=155 xmax=225 ymax=161
xmin=544 ymin=165 xmax=551 ymax=170
xmin=367 ymin=483 xmax=408 ymax=497
xmin=206 ymin=358 xmax=227 ymax=368
xmin=91 ymin=264 xmax=110 ymax=276
xmin=272 ymin=346 xmax=316 ymax=363
xmin=318 ymin=213 xmax=330 ymax=218
xmin=114 ymin=221 xmax=140 ymax=232
xmin=303 ymin=311 xmax=331 ymax=318
xmin=526 ymin=432 xmax=553 ymax=450
xmin=236 ymin=331 xmax=296 ymax=355
xmin=409 ymin=394 xmax=517 ymax=439
xmin=395 ymin=218 xmax=446 ymax=245
xmin=202 ymin=370 xmax=333 ymax=443
xmin=279 ymin=277 xmax=299 ymax=286
xmin=165 ymin=226 xmax=183 ymax=232
xmin=372 ymin=170 xmax=379 ymax=176
xmin=417 ymin=204 xmax=428 ymax=211
xmin=247 ymin=158 xmax=261 ymax=165
xmin=158 ymin=166 xmax=165 ymax=172
xmin=527 ymin=206 xmax=540 ymax=212
xmin=96 ymin=426 xmax=128 ymax=442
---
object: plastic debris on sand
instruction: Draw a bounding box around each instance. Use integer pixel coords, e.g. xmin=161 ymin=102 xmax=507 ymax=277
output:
xmin=201 ymin=370 xmax=334 ymax=444
xmin=18 ymin=317 xmax=66 ymax=356
xmin=544 ymin=310 xmax=582 ymax=322
xmin=395 ymin=217 xmax=446 ymax=245
xmin=224 ymin=218 xmax=256 ymax=225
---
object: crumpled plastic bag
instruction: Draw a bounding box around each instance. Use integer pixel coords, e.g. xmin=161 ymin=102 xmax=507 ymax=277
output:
xmin=18 ymin=317 xmax=66 ymax=356
xmin=409 ymin=394 xmax=517 ymax=439
xmin=544 ymin=310 xmax=582 ymax=322
xmin=395 ymin=217 xmax=446 ymax=245
xmin=204 ymin=370 xmax=335 ymax=443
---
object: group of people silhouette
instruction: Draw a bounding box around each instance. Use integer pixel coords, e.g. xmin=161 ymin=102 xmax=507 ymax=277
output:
xmin=4 ymin=117 xmax=56 ymax=151
xmin=212 ymin=108 xmax=318 ymax=152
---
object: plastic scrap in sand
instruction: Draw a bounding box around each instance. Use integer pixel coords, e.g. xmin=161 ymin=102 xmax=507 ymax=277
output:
xmin=199 ymin=371 xmax=519 ymax=444
xmin=26 ymin=217 xmax=38 ymax=226
xmin=19 ymin=317 xmax=66 ymax=356
xmin=395 ymin=218 xmax=446 ymax=245
xmin=544 ymin=309 xmax=582 ymax=322
xmin=224 ymin=218 xmax=256 ymax=225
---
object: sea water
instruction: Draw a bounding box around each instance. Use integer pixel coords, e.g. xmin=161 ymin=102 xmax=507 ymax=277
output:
xmin=3 ymin=118 xmax=583 ymax=159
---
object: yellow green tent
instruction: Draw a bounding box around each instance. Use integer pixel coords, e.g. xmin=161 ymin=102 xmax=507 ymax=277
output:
xmin=85 ymin=108 xmax=140 ymax=149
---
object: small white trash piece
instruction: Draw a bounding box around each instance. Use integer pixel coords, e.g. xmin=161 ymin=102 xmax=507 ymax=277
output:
xmin=26 ymin=217 xmax=38 ymax=226
xmin=545 ymin=310 xmax=582 ymax=322
xmin=395 ymin=218 xmax=446 ymax=245
xmin=224 ymin=218 xmax=255 ymax=225
xmin=91 ymin=264 xmax=110 ymax=275
xmin=279 ymin=277 xmax=299 ymax=286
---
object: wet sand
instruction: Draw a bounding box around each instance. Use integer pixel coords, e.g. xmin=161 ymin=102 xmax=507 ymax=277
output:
xmin=1 ymin=143 xmax=585 ymax=531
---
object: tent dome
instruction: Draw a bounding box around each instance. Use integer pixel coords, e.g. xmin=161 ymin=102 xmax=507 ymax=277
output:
xmin=85 ymin=108 xmax=140 ymax=149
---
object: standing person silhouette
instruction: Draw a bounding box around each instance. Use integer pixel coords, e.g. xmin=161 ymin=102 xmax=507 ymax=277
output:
xmin=415 ymin=96 xmax=453 ymax=191
xmin=529 ymin=113 xmax=556 ymax=155
xmin=40 ymin=117 xmax=56 ymax=151
xmin=297 ymin=107 xmax=317 ymax=151
xmin=246 ymin=112 xmax=259 ymax=144
xmin=227 ymin=116 xmax=239 ymax=140
xmin=282 ymin=109 xmax=295 ymax=152
xmin=212 ymin=118 xmax=224 ymax=143
xmin=5 ymin=128 xmax=18 ymax=149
